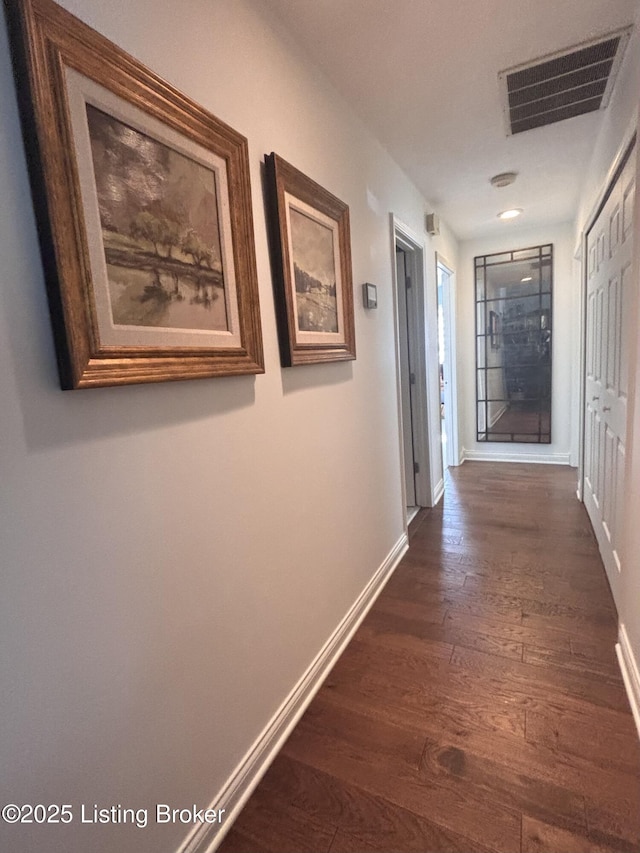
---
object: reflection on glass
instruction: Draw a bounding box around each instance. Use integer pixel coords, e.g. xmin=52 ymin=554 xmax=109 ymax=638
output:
xmin=477 ymin=337 xmax=486 ymax=369
xmin=475 ymin=245 xmax=552 ymax=444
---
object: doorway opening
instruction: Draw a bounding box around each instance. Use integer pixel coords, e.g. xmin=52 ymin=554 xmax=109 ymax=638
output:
xmin=436 ymin=255 xmax=459 ymax=470
xmin=395 ymin=244 xmax=420 ymax=521
xmin=392 ymin=217 xmax=438 ymax=527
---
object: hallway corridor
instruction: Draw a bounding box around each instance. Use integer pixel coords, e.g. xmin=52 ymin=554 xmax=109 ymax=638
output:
xmin=220 ymin=463 xmax=640 ymax=853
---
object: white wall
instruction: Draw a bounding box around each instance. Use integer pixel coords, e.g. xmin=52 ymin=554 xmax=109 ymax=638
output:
xmin=0 ymin=2 xmax=457 ymax=852
xmin=457 ymin=222 xmax=577 ymax=464
xmin=575 ymin=24 xmax=640 ymax=241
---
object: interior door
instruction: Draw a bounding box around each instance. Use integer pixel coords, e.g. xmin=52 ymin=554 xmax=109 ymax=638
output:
xmin=583 ymin=145 xmax=635 ymax=602
xmin=396 ymin=247 xmax=417 ymax=508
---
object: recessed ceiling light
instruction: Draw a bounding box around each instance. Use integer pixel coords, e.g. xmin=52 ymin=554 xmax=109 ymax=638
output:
xmin=498 ymin=208 xmax=523 ymax=220
xmin=490 ymin=171 xmax=518 ymax=188
xmin=521 ymin=276 xmax=533 ymax=282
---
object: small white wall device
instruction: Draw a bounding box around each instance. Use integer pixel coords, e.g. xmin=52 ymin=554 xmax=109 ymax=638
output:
xmin=426 ymin=213 xmax=440 ymax=236
xmin=362 ymin=282 xmax=378 ymax=309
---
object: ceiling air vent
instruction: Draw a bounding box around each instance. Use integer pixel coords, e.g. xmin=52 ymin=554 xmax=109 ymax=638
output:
xmin=500 ymin=28 xmax=632 ymax=135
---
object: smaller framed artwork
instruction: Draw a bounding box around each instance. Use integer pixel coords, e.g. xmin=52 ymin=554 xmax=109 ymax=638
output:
xmin=265 ymin=153 xmax=356 ymax=366
xmin=362 ymin=283 xmax=378 ymax=309
xmin=5 ymin=0 xmax=264 ymax=388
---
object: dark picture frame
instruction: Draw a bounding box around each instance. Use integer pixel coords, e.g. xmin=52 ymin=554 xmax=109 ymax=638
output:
xmin=5 ymin=0 xmax=264 ymax=388
xmin=265 ymin=153 xmax=356 ymax=367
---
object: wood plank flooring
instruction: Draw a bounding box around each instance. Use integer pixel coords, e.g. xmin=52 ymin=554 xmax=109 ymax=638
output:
xmin=219 ymin=463 xmax=640 ymax=853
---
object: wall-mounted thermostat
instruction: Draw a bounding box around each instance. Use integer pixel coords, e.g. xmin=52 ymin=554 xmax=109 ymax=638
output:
xmin=362 ymin=282 xmax=377 ymax=309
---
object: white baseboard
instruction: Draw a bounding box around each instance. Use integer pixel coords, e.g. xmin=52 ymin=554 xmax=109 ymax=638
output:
xmin=462 ymin=448 xmax=572 ymax=465
xmin=432 ymin=477 xmax=445 ymax=506
xmin=177 ymin=533 xmax=409 ymax=853
xmin=616 ymin=623 xmax=640 ymax=742
xmin=406 ymin=505 xmax=419 ymax=525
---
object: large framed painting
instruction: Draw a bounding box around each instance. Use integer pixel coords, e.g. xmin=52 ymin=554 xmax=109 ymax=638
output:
xmin=265 ymin=153 xmax=356 ymax=366
xmin=5 ymin=0 xmax=264 ymax=388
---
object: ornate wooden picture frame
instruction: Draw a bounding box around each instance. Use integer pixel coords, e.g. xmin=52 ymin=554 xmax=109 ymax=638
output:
xmin=265 ymin=153 xmax=356 ymax=367
xmin=5 ymin=0 xmax=264 ymax=388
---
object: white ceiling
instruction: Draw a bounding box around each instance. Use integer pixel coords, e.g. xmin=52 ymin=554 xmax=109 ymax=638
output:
xmin=260 ymin=0 xmax=640 ymax=240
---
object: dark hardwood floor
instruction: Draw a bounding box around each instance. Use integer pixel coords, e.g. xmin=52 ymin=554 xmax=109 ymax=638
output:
xmin=219 ymin=463 xmax=640 ymax=853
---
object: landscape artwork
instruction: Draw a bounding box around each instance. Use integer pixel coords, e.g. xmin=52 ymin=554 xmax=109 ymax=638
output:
xmin=266 ymin=152 xmax=355 ymax=366
xmin=289 ymin=206 xmax=339 ymax=334
xmin=85 ymin=104 xmax=228 ymax=332
xmin=7 ymin=0 xmax=264 ymax=387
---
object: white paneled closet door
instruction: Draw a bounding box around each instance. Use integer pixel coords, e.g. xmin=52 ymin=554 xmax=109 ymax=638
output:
xmin=583 ymin=144 xmax=636 ymax=605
